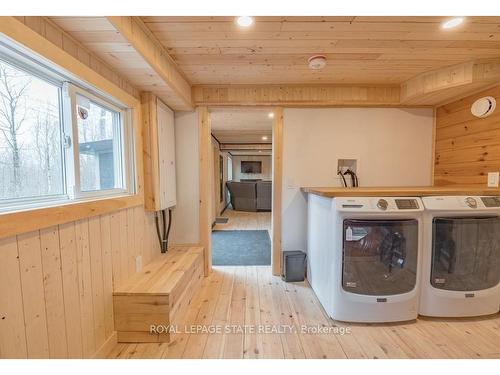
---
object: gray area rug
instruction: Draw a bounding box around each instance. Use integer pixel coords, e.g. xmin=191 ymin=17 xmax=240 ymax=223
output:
xmin=212 ymin=230 xmax=271 ymax=266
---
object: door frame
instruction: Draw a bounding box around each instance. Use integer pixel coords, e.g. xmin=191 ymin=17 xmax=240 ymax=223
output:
xmin=198 ymin=106 xmax=284 ymax=276
xmin=271 ymin=108 xmax=283 ymax=276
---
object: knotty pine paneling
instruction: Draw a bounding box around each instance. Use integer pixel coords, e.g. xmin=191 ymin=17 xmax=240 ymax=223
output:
xmin=141 ymin=16 xmax=500 ymax=86
xmin=0 ymin=237 xmax=28 ymax=358
xmin=15 ymin=17 xmax=139 ymax=99
xmin=0 ymin=207 xmax=160 ymax=358
xmin=434 ymin=85 xmax=500 ymax=186
xmin=0 ymin=17 xmax=162 ymax=359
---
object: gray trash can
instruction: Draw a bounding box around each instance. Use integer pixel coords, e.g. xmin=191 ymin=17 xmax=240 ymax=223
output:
xmin=282 ymin=251 xmax=307 ymax=282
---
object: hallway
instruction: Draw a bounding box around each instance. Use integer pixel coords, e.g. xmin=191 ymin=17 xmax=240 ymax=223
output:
xmin=212 ymin=208 xmax=272 ymax=266
xmin=213 ymin=208 xmax=271 ymax=234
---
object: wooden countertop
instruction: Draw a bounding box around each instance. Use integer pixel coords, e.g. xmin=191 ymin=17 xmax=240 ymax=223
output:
xmin=301 ymin=186 xmax=500 ymax=198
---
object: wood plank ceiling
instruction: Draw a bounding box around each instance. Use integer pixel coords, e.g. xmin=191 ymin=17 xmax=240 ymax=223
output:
xmin=49 ymin=17 xmax=193 ymax=110
xmin=48 ymin=16 xmax=500 ymax=108
xmin=210 ymin=108 xmax=273 ymax=144
xmin=140 ymin=16 xmax=500 ymax=85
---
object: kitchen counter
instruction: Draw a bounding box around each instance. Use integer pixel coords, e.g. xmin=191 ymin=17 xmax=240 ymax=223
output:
xmin=301 ymin=186 xmax=500 ymax=198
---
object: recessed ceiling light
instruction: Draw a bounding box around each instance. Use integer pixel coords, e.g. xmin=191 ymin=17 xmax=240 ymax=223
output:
xmin=442 ymin=17 xmax=464 ymax=29
xmin=262 ymin=136 xmax=268 ymax=141
xmin=268 ymin=112 xmax=274 ymax=118
xmin=236 ymin=16 xmax=253 ymax=27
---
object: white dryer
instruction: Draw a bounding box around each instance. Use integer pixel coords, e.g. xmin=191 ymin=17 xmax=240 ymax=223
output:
xmin=420 ymin=196 xmax=500 ymax=317
xmin=307 ymin=195 xmax=424 ymax=323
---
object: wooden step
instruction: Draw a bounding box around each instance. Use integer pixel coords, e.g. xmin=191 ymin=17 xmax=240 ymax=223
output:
xmin=113 ymin=246 xmax=204 ymax=343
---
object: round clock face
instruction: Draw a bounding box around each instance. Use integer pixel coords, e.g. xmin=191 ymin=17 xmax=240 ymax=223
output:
xmin=471 ymin=96 xmax=496 ymax=118
xmin=77 ymin=106 xmax=89 ymax=120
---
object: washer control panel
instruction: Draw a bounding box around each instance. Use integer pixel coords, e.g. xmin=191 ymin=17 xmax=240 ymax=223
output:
xmin=395 ymin=199 xmax=420 ymax=210
xmin=337 ymin=197 xmax=423 ymax=212
xmin=377 ymin=199 xmax=388 ymax=210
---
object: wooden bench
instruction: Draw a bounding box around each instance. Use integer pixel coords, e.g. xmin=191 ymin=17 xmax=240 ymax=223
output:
xmin=113 ymin=246 xmax=204 ymax=343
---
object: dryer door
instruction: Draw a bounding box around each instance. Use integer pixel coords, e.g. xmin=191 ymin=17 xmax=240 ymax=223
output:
xmin=431 ymin=216 xmax=500 ymax=291
xmin=342 ymin=219 xmax=418 ymax=296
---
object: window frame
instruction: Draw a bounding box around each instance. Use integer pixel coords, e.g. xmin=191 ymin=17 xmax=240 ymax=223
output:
xmin=0 ymin=52 xmax=68 ymax=211
xmin=0 ymin=39 xmax=136 ymax=214
xmin=64 ymin=83 xmax=135 ymax=200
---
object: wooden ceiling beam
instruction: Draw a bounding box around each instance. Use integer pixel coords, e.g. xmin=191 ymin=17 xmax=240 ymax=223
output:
xmin=193 ymin=85 xmax=401 ymax=107
xmin=194 ymin=58 xmax=500 ymax=107
xmin=106 ymin=16 xmax=193 ymax=111
xmin=400 ymin=58 xmax=500 ymax=106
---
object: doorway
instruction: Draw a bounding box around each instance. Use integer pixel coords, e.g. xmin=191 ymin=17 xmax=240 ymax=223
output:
xmin=209 ymin=108 xmax=274 ymax=266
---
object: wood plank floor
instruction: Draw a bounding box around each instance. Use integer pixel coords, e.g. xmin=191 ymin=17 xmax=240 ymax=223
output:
xmin=107 ymin=266 xmax=500 ymax=359
xmin=213 ymin=208 xmax=271 ymax=234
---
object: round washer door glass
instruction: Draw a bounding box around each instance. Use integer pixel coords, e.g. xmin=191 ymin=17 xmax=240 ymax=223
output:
xmin=342 ymin=219 xmax=418 ymax=296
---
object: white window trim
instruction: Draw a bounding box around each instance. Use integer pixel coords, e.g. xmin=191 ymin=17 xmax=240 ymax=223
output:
xmin=64 ymin=83 xmax=135 ymax=200
xmin=0 ymin=52 xmax=69 ymax=211
xmin=0 ymin=37 xmax=136 ymax=214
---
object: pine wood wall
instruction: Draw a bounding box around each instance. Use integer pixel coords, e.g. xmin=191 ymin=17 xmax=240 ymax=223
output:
xmin=0 ymin=17 xmax=160 ymax=359
xmin=434 ymin=85 xmax=500 ymax=186
xmin=0 ymin=207 xmax=160 ymax=358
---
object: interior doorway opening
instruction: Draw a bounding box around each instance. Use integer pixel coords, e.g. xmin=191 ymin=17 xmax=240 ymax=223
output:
xmin=209 ymin=108 xmax=274 ymax=267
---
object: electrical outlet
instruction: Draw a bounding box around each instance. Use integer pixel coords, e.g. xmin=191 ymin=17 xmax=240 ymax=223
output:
xmin=488 ymin=172 xmax=500 ymax=188
xmin=135 ymin=255 xmax=143 ymax=273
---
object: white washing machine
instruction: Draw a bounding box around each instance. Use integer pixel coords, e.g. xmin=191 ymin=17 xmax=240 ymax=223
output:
xmin=307 ymin=195 xmax=424 ymax=323
xmin=420 ymin=196 xmax=500 ymax=317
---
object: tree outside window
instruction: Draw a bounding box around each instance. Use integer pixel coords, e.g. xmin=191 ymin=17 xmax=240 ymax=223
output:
xmin=0 ymin=60 xmax=63 ymax=200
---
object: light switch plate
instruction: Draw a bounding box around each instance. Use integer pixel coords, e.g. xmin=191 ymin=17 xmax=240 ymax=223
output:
xmin=487 ymin=172 xmax=500 ymax=187
xmin=135 ymin=255 xmax=143 ymax=273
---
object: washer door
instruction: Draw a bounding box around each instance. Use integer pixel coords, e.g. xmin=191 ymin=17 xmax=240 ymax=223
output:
xmin=431 ymin=216 xmax=500 ymax=291
xmin=342 ymin=219 xmax=418 ymax=295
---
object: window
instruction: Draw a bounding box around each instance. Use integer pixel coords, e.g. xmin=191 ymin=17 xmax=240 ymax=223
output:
xmin=0 ymin=58 xmax=64 ymax=201
xmin=0 ymin=43 xmax=134 ymax=212
xmin=78 ymin=97 xmax=122 ymax=192
xmin=68 ymin=86 xmax=130 ymax=197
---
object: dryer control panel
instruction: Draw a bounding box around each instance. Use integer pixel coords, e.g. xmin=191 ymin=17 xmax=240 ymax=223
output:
xmin=422 ymin=196 xmax=500 ymax=211
xmin=481 ymin=196 xmax=500 ymax=207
